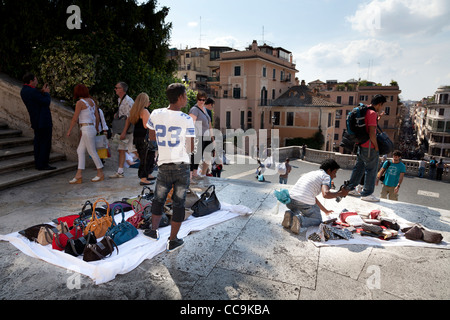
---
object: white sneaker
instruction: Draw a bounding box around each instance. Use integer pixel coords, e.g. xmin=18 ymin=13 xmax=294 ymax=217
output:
xmin=361 ymin=194 xmax=380 ymax=202
xmin=348 ymin=189 xmax=361 ymax=196
xmin=109 ymin=172 xmax=124 ymax=179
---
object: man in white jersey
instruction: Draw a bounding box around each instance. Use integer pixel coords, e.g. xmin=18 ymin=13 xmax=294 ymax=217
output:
xmin=144 ymin=83 xmax=195 ymax=252
xmin=282 ymin=159 xmax=349 ymax=234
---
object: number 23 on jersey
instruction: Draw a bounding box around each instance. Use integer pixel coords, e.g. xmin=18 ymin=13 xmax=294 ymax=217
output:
xmin=155 ymin=125 xmax=182 ymax=147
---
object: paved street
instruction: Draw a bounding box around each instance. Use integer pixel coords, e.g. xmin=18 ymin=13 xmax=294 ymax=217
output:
xmin=1 ymin=158 xmax=449 ymax=303
xmin=220 ymin=155 xmax=449 ymax=210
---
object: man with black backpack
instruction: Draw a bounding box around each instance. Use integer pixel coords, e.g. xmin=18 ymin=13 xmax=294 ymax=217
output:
xmin=343 ymin=94 xmax=387 ymax=202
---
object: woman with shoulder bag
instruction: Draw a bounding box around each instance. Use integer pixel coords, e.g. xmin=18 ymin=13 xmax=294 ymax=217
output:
xmin=189 ymin=91 xmax=213 ymax=179
xmin=66 ymin=84 xmax=104 ymax=184
xmin=129 ymin=93 xmax=156 ymax=186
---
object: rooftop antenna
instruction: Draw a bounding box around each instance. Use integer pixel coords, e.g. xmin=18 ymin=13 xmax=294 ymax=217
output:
xmin=357 ymin=62 xmax=361 ymax=81
xmin=262 ymin=26 xmax=265 ymax=43
xmin=199 ymin=16 xmax=207 ymax=49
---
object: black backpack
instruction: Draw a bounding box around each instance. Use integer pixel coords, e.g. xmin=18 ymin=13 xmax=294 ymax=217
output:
xmin=340 ymin=104 xmax=375 ymax=152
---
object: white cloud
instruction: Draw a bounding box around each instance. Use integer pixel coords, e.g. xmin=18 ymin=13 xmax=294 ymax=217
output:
xmin=299 ymin=39 xmax=402 ymax=69
xmin=187 ymin=21 xmax=198 ymax=27
xmin=347 ymin=0 xmax=450 ymax=37
xmin=209 ymin=36 xmax=239 ymax=47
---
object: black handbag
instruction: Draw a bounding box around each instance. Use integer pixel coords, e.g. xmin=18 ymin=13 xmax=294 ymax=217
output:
xmin=377 ymin=125 xmax=394 ymax=155
xmin=65 ymin=231 xmax=97 ymax=257
xmin=191 ymin=185 xmax=221 ymax=217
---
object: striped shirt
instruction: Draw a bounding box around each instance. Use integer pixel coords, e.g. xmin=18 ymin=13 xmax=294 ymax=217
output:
xmin=290 ymin=169 xmax=331 ymax=205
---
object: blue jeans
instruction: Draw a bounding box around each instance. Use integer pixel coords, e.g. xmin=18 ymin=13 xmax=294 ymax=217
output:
xmin=286 ymin=199 xmax=322 ymax=228
xmin=279 ymin=177 xmax=288 ymax=184
xmin=348 ymin=146 xmax=379 ymax=197
xmin=151 ymin=163 xmax=190 ymax=223
xmin=418 ymin=167 xmax=425 ymax=178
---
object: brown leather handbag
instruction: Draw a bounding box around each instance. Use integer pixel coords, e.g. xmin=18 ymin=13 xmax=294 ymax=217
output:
xmin=83 ymin=198 xmax=113 ymax=238
xmin=83 ymin=236 xmax=119 ymax=262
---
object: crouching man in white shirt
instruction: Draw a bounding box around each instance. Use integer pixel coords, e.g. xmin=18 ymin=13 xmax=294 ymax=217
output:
xmin=282 ymin=159 xmax=349 ymax=234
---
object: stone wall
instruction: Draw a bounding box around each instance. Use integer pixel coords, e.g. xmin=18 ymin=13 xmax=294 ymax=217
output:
xmin=276 ymin=145 xmax=449 ymax=181
xmin=0 ymin=73 xmax=79 ymax=161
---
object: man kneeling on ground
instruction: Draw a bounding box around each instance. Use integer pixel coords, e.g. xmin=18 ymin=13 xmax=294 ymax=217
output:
xmin=282 ymin=159 xmax=349 ymax=234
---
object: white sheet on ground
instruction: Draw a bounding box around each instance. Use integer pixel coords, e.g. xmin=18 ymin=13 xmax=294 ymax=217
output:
xmin=0 ymin=203 xmax=251 ymax=285
xmin=306 ymin=212 xmax=450 ymax=249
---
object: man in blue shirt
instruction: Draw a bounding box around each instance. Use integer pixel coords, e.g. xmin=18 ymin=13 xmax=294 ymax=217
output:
xmin=376 ymin=150 xmax=405 ymax=201
xmin=20 ymin=73 xmax=56 ymax=171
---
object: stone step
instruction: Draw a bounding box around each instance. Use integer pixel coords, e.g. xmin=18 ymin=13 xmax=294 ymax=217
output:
xmin=0 ymin=144 xmax=34 ymax=161
xmin=0 ymin=136 xmax=34 ymax=149
xmin=0 ymin=128 xmax=23 ymax=139
xmin=0 ymin=160 xmax=78 ymax=191
xmin=0 ymin=152 xmax=67 ymax=174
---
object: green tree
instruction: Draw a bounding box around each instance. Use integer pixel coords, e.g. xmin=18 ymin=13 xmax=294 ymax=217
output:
xmin=0 ymin=0 xmax=175 ymax=86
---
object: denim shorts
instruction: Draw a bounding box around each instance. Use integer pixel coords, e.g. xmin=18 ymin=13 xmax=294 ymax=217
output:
xmin=151 ymin=163 xmax=190 ymax=223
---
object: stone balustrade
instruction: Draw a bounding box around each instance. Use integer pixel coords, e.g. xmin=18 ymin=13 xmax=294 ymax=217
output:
xmin=275 ymin=146 xmax=449 ymax=181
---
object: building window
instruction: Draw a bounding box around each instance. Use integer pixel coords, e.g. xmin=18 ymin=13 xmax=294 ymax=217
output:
xmin=260 ymin=87 xmax=268 ymax=106
xmin=273 ymin=69 xmax=276 ymax=79
xmin=234 ymin=66 xmax=241 ymax=76
xmin=384 ymin=120 xmax=389 ymax=128
xmin=273 ymin=112 xmax=280 ymax=126
xmin=233 ymin=87 xmax=241 ymax=99
xmin=261 ymin=112 xmax=265 ymax=129
xmin=226 ymin=111 xmax=231 ymax=129
xmin=439 ymin=108 xmax=445 ymax=116
xmin=337 ymin=96 xmax=342 ymax=104
xmin=335 ymin=120 xmax=340 ymax=128
xmin=385 ymin=106 xmax=390 ymax=115
xmin=287 ymin=112 xmax=294 ymax=126
xmin=349 ymin=96 xmax=354 ymax=105
xmin=262 ymin=67 xmax=267 ymax=77
xmin=240 ymin=111 xmax=245 ymax=129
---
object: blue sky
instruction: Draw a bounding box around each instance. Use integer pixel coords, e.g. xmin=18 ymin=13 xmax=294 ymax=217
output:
xmin=151 ymin=0 xmax=450 ymax=101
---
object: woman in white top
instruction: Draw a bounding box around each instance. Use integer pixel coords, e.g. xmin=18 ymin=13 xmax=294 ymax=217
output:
xmin=66 ymin=84 xmax=104 ymax=184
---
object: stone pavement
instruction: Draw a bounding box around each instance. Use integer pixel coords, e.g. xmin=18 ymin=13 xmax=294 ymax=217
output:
xmin=0 ymin=159 xmax=449 ymax=301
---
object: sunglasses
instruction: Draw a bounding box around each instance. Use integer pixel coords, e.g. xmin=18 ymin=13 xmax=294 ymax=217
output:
xmin=198 ymin=99 xmax=206 ymax=102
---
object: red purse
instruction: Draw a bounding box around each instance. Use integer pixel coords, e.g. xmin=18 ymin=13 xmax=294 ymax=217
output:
xmin=52 ymin=215 xmax=79 ymax=229
xmin=126 ymin=200 xmax=148 ymax=228
xmin=52 ymin=224 xmax=84 ymax=251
